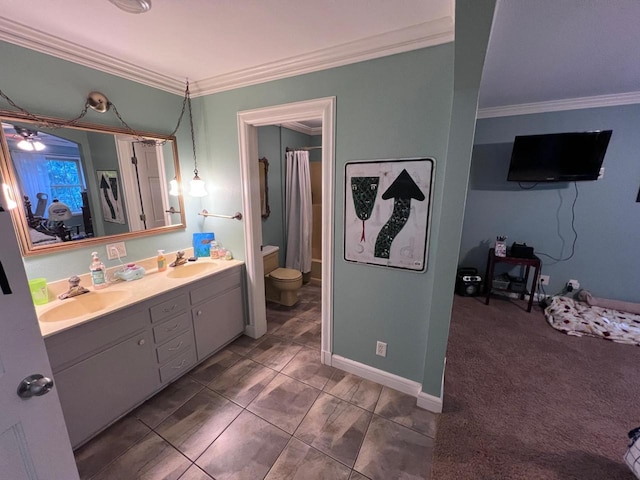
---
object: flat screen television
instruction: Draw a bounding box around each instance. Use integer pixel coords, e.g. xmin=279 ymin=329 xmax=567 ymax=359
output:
xmin=507 ymin=130 xmax=612 ymax=182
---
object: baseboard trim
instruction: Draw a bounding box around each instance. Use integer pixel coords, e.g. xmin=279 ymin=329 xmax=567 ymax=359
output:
xmin=417 ymin=391 xmax=443 ymax=413
xmin=244 ymin=324 xmax=259 ymax=339
xmin=329 ymin=354 xmax=421 ymax=397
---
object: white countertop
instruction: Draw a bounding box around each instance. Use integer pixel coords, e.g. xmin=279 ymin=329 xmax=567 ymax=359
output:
xmin=35 ymin=255 xmax=243 ymax=338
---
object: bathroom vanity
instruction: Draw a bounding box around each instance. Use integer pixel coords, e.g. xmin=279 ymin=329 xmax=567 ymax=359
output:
xmin=38 ymin=260 xmax=245 ymax=448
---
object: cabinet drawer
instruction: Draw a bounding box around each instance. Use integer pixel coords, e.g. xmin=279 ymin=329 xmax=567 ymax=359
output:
xmin=45 ymin=308 xmax=149 ymax=372
xmin=159 ymin=348 xmax=196 ymax=384
xmin=190 ymin=268 xmax=241 ymax=305
xmin=152 ymin=312 xmax=190 ymax=344
xmin=149 ymin=294 xmax=188 ymax=323
xmin=156 ymin=330 xmax=194 ymax=364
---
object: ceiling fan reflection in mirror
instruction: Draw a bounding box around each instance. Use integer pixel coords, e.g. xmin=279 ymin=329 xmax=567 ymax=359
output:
xmin=13 ymin=126 xmax=45 ymax=152
xmin=108 ymin=0 xmax=151 ymax=14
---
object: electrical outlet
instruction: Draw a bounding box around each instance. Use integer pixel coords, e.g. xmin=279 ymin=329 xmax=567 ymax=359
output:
xmin=540 ymin=275 xmax=550 ymax=285
xmin=567 ymin=279 xmax=580 ymax=291
xmin=376 ymin=341 xmax=387 ymax=357
xmin=106 ymin=242 xmax=127 ymax=260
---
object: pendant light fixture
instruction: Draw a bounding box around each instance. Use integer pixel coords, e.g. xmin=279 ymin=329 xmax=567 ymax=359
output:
xmin=186 ymin=83 xmax=207 ymax=197
xmin=168 ymin=177 xmax=180 ymax=196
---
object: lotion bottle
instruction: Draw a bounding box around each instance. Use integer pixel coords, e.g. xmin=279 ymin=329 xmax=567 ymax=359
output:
xmin=90 ymin=251 xmax=107 ymax=289
xmin=157 ymin=250 xmax=167 ymax=272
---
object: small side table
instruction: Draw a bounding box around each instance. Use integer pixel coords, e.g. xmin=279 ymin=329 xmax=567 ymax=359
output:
xmin=484 ymin=248 xmax=541 ymax=312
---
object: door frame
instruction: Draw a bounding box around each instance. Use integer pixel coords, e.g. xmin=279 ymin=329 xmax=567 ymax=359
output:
xmin=237 ymin=97 xmax=335 ymax=364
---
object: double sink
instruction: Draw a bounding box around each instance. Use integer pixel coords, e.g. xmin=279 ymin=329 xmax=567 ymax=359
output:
xmin=37 ymin=261 xmax=223 ymax=327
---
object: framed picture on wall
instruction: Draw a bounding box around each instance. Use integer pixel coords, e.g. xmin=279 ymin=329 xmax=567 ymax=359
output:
xmin=96 ymin=170 xmax=125 ymax=224
xmin=344 ymin=157 xmax=435 ymax=272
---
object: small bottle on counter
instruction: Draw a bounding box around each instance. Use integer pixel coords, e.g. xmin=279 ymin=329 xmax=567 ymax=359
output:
xmin=210 ymin=241 xmax=220 ymax=259
xmin=157 ymin=250 xmax=167 ymax=272
xmin=90 ymin=251 xmax=107 ymax=289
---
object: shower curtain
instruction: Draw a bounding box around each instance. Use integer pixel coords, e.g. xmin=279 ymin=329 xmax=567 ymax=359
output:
xmin=285 ymin=150 xmax=312 ymax=274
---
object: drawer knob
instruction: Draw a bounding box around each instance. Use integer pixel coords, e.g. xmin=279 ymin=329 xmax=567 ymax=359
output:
xmin=138 ymin=339 xmax=145 ymax=346
xmin=167 ymin=323 xmax=179 ymax=332
xmin=168 ymin=341 xmax=183 ymax=351
xmin=163 ymin=304 xmax=178 ymax=313
xmin=197 ymin=310 xmax=202 ymax=316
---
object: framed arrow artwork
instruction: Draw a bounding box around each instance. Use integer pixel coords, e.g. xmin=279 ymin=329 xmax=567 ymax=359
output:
xmin=96 ymin=170 xmax=125 ymax=224
xmin=344 ymin=158 xmax=434 ymax=272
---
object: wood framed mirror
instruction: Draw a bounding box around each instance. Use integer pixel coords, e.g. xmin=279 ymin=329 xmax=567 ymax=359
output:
xmin=259 ymin=157 xmax=270 ymax=219
xmin=0 ymin=110 xmax=186 ymax=256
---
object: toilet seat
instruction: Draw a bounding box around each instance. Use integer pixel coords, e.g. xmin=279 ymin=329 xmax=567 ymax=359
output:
xmin=270 ymin=267 xmax=302 ymax=282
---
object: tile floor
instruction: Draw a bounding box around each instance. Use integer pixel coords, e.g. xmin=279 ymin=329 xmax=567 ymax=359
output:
xmin=74 ymin=283 xmax=437 ymax=480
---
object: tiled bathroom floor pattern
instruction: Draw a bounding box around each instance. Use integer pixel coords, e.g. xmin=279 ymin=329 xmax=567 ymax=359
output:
xmin=74 ymin=284 xmax=437 ymax=480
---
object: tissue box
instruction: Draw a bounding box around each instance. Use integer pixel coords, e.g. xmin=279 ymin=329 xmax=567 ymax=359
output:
xmin=193 ymin=233 xmax=215 ymax=257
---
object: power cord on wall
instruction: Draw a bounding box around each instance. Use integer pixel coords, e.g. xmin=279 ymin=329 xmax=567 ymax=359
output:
xmin=536 ymin=181 xmax=579 ymax=264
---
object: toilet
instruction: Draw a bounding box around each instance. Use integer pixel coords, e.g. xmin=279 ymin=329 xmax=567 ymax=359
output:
xmin=262 ymin=245 xmax=303 ymax=306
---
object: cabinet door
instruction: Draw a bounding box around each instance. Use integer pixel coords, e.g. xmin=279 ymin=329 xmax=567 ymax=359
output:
xmin=192 ymin=287 xmax=244 ymax=361
xmin=54 ymin=330 xmax=157 ymax=447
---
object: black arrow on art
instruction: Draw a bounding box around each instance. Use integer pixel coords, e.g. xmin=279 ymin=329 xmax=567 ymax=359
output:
xmin=374 ymin=169 xmax=425 ymax=259
xmin=100 ymin=175 xmax=116 ymax=220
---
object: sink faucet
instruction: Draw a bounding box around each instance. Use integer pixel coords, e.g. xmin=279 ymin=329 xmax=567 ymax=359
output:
xmin=58 ymin=275 xmax=90 ymax=300
xmin=169 ymin=250 xmax=187 ymax=267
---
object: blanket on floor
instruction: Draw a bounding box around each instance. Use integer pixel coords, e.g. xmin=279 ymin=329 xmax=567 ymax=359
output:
xmin=545 ymin=296 xmax=640 ymax=346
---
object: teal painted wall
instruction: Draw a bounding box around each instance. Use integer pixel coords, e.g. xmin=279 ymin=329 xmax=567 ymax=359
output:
xmin=198 ymin=46 xmax=455 ymax=385
xmin=422 ymin=0 xmax=497 ymax=396
xmin=258 ymin=126 xmax=315 ymax=267
xmin=258 ymin=126 xmax=284 ymax=261
xmin=1 ymin=32 xmax=489 ymax=392
xmin=0 ymin=40 xmax=201 ymax=280
xmin=460 ymin=104 xmax=640 ymax=302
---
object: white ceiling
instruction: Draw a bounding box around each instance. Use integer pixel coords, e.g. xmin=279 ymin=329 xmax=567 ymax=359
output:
xmin=1 ymin=1 xmax=637 ymax=117
xmin=0 ymin=0 xmax=453 ymax=96
xmin=479 ymin=0 xmax=640 ymax=116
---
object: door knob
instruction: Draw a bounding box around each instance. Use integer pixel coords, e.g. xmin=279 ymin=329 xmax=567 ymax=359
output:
xmin=17 ymin=374 xmax=54 ymax=399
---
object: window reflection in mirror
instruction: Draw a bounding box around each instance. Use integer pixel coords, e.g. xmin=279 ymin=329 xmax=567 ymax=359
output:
xmin=0 ymin=115 xmax=186 ymax=256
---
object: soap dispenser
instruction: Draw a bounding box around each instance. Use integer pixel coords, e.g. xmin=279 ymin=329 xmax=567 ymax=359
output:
xmin=90 ymin=251 xmax=107 ymax=289
xmin=157 ymin=249 xmax=167 ymax=272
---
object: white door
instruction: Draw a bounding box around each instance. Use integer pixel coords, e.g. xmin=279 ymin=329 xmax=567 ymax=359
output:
xmin=0 ymin=210 xmax=79 ymax=479
xmin=132 ymin=142 xmax=167 ymax=230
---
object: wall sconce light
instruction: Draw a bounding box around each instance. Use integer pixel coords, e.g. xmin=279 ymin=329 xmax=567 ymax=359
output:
xmin=186 ymin=83 xmax=207 ymax=197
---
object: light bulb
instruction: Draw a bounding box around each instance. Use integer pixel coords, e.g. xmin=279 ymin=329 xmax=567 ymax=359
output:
xmin=189 ymin=174 xmax=207 ymax=197
xmin=33 ymin=141 xmax=46 ymax=151
xmin=169 ymin=178 xmax=180 ymax=196
xmin=17 ymin=139 xmax=34 ymax=151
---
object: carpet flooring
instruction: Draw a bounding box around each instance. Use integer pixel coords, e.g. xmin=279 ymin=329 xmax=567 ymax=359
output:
xmin=431 ymin=295 xmax=638 ymax=480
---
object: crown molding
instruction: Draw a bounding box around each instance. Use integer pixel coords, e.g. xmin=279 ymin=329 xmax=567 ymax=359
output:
xmin=191 ymin=17 xmax=453 ymax=97
xmin=280 ymin=121 xmax=322 ymax=136
xmin=0 ymin=18 xmax=185 ymax=95
xmin=0 ymin=15 xmax=453 ymax=98
xmin=477 ymin=91 xmax=640 ymax=119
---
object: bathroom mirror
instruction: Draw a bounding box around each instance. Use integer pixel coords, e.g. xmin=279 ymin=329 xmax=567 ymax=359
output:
xmin=0 ymin=110 xmax=186 ymax=256
xmin=259 ymin=157 xmax=270 ymax=219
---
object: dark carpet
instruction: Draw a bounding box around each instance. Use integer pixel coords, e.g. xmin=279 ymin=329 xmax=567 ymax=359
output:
xmin=431 ymin=295 xmax=638 ymax=480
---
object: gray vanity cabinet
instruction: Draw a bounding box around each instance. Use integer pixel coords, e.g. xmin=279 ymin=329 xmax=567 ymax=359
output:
xmin=45 ymin=308 xmax=158 ymax=447
xmin=52 ymin=329 xmax=157 ymax=447
xmin=190 ymin=266 xmax=244 ymax=360
xmin=44 ymin=264 xmax=246 ymax=449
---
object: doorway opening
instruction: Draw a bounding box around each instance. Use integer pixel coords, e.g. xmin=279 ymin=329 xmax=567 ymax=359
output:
xmin=237 ymin=97 xmax=335 ymax=364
